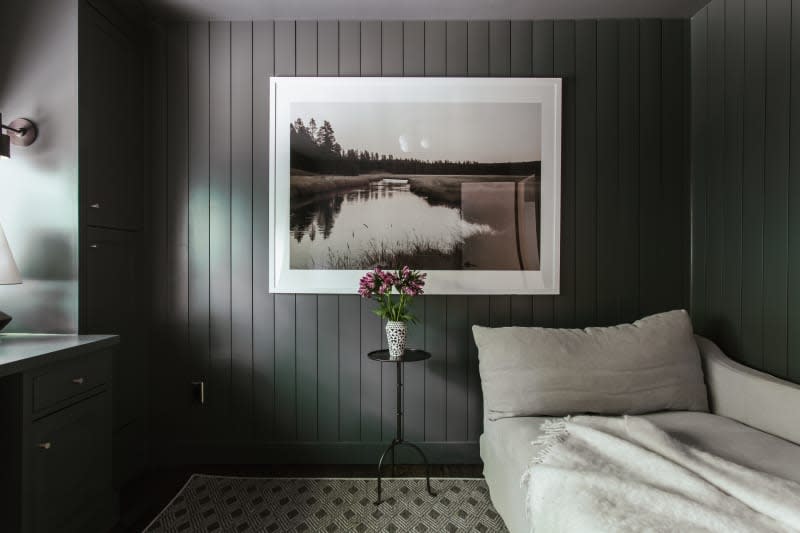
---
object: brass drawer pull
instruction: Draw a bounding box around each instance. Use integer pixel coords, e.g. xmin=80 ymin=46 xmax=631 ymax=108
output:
xmin=37 ymin=442 xmax=52 ymax=450
xmin=72 ymin=377 xmax=85 ymax=385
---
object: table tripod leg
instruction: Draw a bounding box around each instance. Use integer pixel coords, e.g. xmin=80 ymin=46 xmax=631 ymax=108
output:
xmin=401 ymin=441 xmax=436 ymax=497
xmin=393 ymin=360 xmax=401 ymax=478
xmin=375 ymin=439 xmax=398 ymax=505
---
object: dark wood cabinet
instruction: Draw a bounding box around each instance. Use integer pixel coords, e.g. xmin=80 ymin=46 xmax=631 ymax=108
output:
xmin=78 ymin=0 xmax=149 ymax=489
xmin=0 ymin=336 xmax=118 ymax=533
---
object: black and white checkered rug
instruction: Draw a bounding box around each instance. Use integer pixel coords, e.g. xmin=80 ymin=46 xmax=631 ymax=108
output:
xmin=144 ymin=475 xmax=508 ymax=532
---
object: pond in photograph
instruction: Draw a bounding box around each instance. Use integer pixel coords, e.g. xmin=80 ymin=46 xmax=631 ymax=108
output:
xmin=289 ymin=175 xmax=540 ymax=270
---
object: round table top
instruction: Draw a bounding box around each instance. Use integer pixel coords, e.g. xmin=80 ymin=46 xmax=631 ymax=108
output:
xmin=367 ymin=349 xmax=431 ymax=363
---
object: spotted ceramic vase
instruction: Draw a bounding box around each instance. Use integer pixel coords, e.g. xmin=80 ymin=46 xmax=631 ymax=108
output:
xmin=385 ymin=320 xmax=408 ymax=360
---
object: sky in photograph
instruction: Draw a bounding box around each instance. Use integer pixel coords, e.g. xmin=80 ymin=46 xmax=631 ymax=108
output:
xmin=291 ymin=102 xmax=541 ymax=163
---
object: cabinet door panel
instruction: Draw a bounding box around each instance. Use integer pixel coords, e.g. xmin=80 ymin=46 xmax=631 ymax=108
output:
xmin=83 ymin=228 xmax=144 ymax=430
xmin=29 ymin=393 xmax=113 ymax=533
xmin=80 ymin=4 xmax=143 ymax=230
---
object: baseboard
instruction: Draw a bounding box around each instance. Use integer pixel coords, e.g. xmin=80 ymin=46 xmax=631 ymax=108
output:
xmin=152 ymin=441 xmax=481 ymax=466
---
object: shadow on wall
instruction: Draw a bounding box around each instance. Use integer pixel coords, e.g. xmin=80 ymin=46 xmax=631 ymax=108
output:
xmin=23 ymin=229 xmax=76 ymax=280
xmin=3 ymin=280 xmax=76 ymax=332
xmin=0 ymin=227 xmax=77 ymax=333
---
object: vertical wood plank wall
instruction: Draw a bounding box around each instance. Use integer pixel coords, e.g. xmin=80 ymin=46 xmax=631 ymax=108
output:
xmin=691 ymin=0 xmax=800 ymax=384
xmin=150 ymin=19 xmax=690 ymax=463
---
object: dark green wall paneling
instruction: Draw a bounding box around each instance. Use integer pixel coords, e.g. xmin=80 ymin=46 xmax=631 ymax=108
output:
xmin=575 ymin=20 xmax=598 ymax=326
xmin=722 ymin=0 xmax=744 ymax=362
xmin=662 ymin=20 xmax=689 ymax=316
xmin=740 ymin=0 xmax=766 ymax=370
xmin=619 ymin=20 xmax=642 ymax=323
xmin=151 ymin=19 xmax=691 ymax=463
xmin=187 ymin=21 xmax=210 ymax=441
xmin=209 ymin=20 xmax=233 ymax=434
xmin=690 ymin=10 xmax=708 ymax=335
xmin=691 ymin=0 xmax=800 ymax=384
xmin=252 ymin=21 xmax=275 ymax=441
xmin=789 ymin=1 xmax=800 ymax=380
xmin=554 ymin=21 xmax=577 ymax=328
xmin=763 ymin=0 xmax=791 ymax=377
xmin=597 ymin=21 xmax=620 ymax=326
xmin=231 ymin=21 xmax=255 ymax=438
xmin=165 ymin=23 xmax=190 ymax=442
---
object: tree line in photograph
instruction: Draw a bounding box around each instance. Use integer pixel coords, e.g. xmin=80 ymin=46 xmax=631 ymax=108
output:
xmin=290 ymin=117 xmax=540 ymax=176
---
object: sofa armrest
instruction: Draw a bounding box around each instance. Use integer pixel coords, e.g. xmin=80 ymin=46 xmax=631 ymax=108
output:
xmin=697 ymin=335 xmax=800 ymax=445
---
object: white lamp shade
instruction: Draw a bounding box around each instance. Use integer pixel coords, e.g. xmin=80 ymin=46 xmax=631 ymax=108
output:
xmin=0 ymin=223 xmax=22 ymax=285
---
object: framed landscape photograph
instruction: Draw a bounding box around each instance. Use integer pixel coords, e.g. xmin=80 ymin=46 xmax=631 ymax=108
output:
xmin=269 ymin=77 xmax=561 ymax=294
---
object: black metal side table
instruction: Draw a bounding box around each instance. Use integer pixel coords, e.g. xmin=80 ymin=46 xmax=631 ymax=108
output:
xmin=367 ymin=349 xmax=437 ymax=505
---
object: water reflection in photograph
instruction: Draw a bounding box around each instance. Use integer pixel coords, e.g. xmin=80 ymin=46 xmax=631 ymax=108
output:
xmin=290 ymin=176 xmax=540 ymax=270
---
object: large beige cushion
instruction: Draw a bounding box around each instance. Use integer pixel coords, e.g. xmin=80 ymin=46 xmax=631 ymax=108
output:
xmin=472 ymin=310 xmax=708 ymax=420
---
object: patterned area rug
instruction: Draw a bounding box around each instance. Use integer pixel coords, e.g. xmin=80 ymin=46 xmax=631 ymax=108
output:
xmin=144 ymin=475 xmax=508 ymax=532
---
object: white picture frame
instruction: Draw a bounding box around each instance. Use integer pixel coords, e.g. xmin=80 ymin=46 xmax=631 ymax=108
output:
xmin=269 ymin=76 xmax=562 ymax=294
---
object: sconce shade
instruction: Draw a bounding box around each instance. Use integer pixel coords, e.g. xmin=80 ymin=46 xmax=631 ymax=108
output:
xmin=0 ymin=133 xmax=9 ymax=159
xmin=0 ymin=223 xmax=22 ymax=285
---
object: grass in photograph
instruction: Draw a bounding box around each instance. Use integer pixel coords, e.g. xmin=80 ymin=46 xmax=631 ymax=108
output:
xmin=290 ymin=173 xmax=381 ymax=198
xmin=316 ymin=235 xmax=465 ymax=270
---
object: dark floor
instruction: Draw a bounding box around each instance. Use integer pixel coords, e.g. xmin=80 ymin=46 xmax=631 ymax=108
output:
xmin=112 ymin=464 xmax=484 ymax=532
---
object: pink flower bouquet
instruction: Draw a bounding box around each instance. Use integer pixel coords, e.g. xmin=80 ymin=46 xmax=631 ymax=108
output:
xmin=358 ymin=266 xmax=427 ymax=323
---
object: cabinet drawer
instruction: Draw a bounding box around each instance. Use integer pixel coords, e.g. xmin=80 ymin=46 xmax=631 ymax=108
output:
xmin=32 ymin=352 xmax=110 ymax=413
xmin=29 ymin=392 xmax=113 ymax=533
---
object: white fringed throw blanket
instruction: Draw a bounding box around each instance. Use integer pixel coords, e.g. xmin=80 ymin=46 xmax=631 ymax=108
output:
xmin=523 ymin=416 xmax=800 ymax=533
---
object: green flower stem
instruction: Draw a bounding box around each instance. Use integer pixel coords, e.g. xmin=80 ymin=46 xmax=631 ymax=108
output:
xmin=375 ymin=291 xmax=417 ymax=323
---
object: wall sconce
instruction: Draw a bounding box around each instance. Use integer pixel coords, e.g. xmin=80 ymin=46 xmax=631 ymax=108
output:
xmin=0 ymin=113 xmax=38 ymax=159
